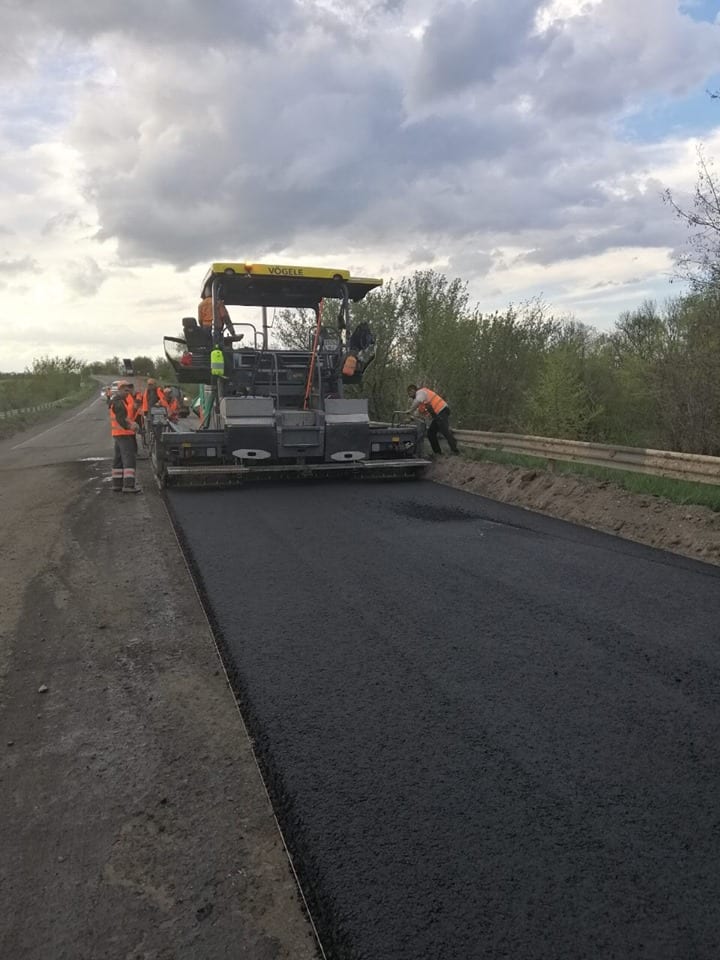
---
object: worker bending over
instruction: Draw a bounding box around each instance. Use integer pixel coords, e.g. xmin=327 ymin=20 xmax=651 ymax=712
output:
xmin=161 ymin=387 xmax=179 ymax=422
xmin=406 ymin=384 xmax=459 ymax=455
xmin=109 ymin=381 xmax=141 ymax=493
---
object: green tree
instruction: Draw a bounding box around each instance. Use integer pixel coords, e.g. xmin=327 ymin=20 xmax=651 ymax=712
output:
xmin=528 ymin=344 xmax=600 ymax=439
xmin=132 ymin=356 xmax=156 ymax=376
xmin=154 ymin=357 xmax=174 ymax=382
xmin=653 ymin=290 xmax=720 ymax=453
xmin=274 ymin=308 xmax=316 ymax=350
xmin=460 ymin=300 xmax=559 ymax=430
xmin=29 ymin=355 xmax=86 ymax=375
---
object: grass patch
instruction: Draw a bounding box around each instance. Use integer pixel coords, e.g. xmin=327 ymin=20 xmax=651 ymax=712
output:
xmin=461 ymin=445 xmax=720 ymax=513
xmin=0 ymin=370 xmax=90 ymax=412
xmin=0 ymin=380 xmax=98 ymax=440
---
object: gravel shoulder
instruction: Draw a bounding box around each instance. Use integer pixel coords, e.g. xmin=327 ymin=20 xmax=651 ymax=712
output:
xmin=429 ymin=456 xmax=720 ymax=566
xmin=0 ymin=402 xmax=318 ymax=960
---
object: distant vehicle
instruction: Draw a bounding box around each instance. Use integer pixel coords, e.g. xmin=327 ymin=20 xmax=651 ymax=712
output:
xmin=120 ymin=359 xmax=134 ymax=376
xmin=105 ymin=380 xmax=124 ymax=404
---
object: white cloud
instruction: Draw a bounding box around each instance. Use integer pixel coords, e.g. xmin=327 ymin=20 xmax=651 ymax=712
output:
xmin=0 ymin=0 xmax=719 ymax=369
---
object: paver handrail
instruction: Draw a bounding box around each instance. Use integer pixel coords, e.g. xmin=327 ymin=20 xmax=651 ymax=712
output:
xmin=454 ymin=429 xmax=720 ymax=486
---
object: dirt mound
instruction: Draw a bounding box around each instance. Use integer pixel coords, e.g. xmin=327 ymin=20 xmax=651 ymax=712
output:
xmin=429 ymin=457 xmax=720 ymax=566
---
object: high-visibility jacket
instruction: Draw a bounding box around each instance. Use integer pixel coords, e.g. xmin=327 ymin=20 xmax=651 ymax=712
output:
xmin=199 ymin=297 xmax=230 ymax=328
xmin=158 ymin=391 xmax=178 ymax=417
xmin=142 ymin=385 xmax=161 ymax=413
xmin=342 ymin=355 xmax=358 ymax=377
xmin=110 ymin=396 xmax=135 ymax=437
xmin=125 ymin=393 xmax=137 ymax=422
xmin=415 ymin=387 xmax=447 ymax=417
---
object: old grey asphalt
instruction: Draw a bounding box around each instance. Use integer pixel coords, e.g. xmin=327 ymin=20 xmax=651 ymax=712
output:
xmin=168 ymin=478 xmax=720 ymax=960
xmin=1 ymin=397 xmax=318 ymax=960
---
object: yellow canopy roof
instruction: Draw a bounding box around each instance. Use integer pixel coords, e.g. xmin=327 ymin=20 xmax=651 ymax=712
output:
xmin=201 ymin=262 xmax=382 ymax=307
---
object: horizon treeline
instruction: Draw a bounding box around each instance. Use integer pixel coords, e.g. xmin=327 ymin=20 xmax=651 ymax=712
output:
xmin=276 ymin=269 xmax=720 ymax=456
xmin=10 ymin=271 xmax=720 ymax=457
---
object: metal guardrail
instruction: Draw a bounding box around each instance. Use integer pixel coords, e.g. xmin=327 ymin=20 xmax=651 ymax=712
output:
xmin=0 ymin=399 xmax=69 ymax=419
xmin=454 ymin=429 xmax=720 ymax=487
xmin=0 ymin=385 xmax=95 ymax=420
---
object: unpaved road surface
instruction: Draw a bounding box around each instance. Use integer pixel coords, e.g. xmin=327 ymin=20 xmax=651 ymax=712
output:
xmin=169 ymin=480 xmax=720 ymax=960
xmin=0 ymin=397 xmax=318 ymax=960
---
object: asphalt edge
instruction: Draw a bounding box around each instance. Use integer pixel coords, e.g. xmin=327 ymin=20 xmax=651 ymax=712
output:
xmin=158 ymin=486 xmax=328 ymax=960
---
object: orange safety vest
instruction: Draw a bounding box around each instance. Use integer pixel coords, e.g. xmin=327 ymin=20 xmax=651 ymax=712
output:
xmin=159 ymin=393 xmax=178 ymax=417
xmin=416 ymin=387 xmax=447 ymax=417
xmin=199 ymin=297 xmax=230 ymax=328
xmin=109 ymin=398 xmax=135 ymax=437
xmin=342 ymin=355 xmax=358 ymax=376
xmin=142 ymin=386 xmax=159 ymax=413
xmin=125 ymin=393 xmax=137 ymax=422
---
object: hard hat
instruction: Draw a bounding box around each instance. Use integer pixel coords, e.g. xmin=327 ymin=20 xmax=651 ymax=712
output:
xmin=147 ymin=378 xmax=156 ymax=385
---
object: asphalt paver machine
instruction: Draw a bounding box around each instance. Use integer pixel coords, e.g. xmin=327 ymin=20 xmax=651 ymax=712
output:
xmin=151 ymin=262 xmax=430 ymax=487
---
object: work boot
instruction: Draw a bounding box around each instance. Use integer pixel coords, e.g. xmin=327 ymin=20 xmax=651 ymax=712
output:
xmin=122 ymin=486 xmax=143 ymax=494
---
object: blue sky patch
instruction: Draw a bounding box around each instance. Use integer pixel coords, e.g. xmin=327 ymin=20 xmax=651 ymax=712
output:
xmin=679 ymin=0 xmax=720 ymax=23
xmin=620 ymin=75 xmax=720 ymax=142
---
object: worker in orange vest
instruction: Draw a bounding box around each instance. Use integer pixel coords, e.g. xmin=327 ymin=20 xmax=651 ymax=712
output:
xmin=124 ymin=384 xmax=137 ymax=423
xmin=162 ymin=387 xmax=179 ymax=422
xmin=142 ymin=378 xmax=162 ymax=415
xmin=109 ymin=381 xmax=141 ymax=493
xmin=406 ymin=384 xmax=459 ymax=455
xmin=198 ymin=296 xmax=236 ymax=337
xmin=133 ymin=388 xmax=144 ymax=430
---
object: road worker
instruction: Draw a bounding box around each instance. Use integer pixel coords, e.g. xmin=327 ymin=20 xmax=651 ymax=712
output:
xmin=142 ymin=378 xmax=162 ymax=415
xmin=133 ymin=387 xmax=144 ymax=430
xmin=198 ymin=296 xmax=236 ymax=337
xmin=406 ymin=383 xmax=459 ymax=455
xmin=141 ymin=379 xmax=164 ymax=446
xmin=109 ymin=381 xmax=141 ymax=493
xmin=162 ymin=387 xmax=179 ymax=423
xmin=124 ymin=384 xmax=137 ymax=422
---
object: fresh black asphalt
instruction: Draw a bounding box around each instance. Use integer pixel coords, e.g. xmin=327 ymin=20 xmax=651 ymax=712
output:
xmin=168 ymin=478 xmax=720 ymax=960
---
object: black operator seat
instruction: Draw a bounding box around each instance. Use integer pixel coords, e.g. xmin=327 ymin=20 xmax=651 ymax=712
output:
xmin=182 ymin=316 xmax=211 ymax=350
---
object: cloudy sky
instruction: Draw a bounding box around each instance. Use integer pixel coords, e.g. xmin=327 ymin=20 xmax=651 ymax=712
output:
xmin=1 ymin=0 xmax=719 ymax=371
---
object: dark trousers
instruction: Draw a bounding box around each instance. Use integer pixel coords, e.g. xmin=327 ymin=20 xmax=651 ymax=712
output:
xmin=427 ymin=407 xmax=459 ymax=454
xmin=112 ymin=435 xmax=137 ymax=490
